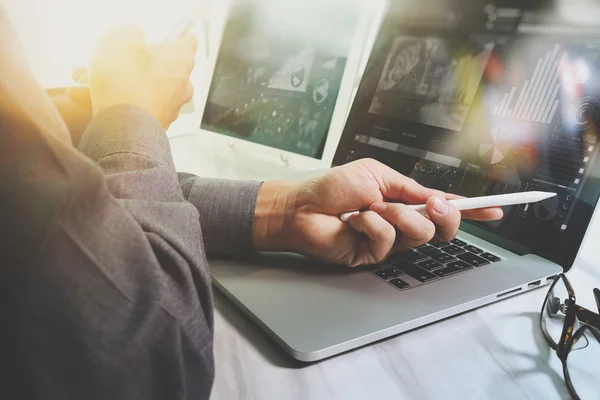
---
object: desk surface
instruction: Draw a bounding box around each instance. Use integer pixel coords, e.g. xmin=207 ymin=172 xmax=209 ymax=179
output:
xmin=169 ymin=134 xmax=600 ymax=400
xmin=210 ymin=262 xmax=599 ymax=400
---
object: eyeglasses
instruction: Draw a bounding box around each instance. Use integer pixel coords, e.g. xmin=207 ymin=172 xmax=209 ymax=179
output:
xmin=540 ymin=274 xmax=600 ymax=400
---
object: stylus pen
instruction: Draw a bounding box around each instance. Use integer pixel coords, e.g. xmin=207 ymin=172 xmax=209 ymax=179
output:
xmin=163 ymin=14 xmax=200 ymax=43
xmin=339 ymin=191 xmax=558 ymax=222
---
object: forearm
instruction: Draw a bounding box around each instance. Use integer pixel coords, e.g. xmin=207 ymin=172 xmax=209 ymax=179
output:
xmin=79 ymin=104 xmax=183 ymax=200
xmin=1 ymin=104 xmax=214 ymax=398
xmin=179 ymin=175 xmax=303 ymax=255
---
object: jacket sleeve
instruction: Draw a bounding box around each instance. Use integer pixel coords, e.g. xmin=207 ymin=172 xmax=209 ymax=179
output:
xmin=179 ymin=173 xmax=261 ymax=255
xmin=0 ymin=103 xmax=215 ymax=400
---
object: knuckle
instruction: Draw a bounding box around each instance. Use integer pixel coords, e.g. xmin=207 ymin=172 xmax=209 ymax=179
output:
xmin=363 ymin=210 xmax=379 ymax=226
xmin=418 ymin=220 xmax=436 ymax=242
xmin=393 ymin=203 xmax=411 ymax=222
xmin=380 ymin=221 xmax=396 ymax=240
xmin=359 ymin=158 xmax=378 ymax=169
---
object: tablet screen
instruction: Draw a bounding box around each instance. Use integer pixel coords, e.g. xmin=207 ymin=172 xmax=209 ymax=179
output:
xmin=200 ymin=0 xmax=359 ymax=158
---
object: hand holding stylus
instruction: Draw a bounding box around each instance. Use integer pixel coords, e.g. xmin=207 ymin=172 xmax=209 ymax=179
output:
xmin=339 ymin=191 xmax=557 ymax=222
xmin=259 ymin=159 xmax=505 ymax=267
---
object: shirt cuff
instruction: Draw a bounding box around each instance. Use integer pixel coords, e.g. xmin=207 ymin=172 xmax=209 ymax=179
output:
xmin=179 ymin=174 xmax=261 ymax=255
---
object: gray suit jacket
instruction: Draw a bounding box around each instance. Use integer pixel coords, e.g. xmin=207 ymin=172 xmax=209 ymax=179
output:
xmin=0 ymin=104 xmax=261 ymax=399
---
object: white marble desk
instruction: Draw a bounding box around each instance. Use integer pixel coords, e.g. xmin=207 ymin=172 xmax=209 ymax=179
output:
xmin=170 ymin=134 xmax=600 ymax=400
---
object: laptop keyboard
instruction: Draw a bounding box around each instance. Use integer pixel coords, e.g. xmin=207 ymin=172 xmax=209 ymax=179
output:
xmin=373 ymin=238 xmax=502 ymax=291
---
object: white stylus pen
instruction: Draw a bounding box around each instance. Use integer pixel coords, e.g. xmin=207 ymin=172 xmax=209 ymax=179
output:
xmin=339 ymin=191 xmax=558 ymax=222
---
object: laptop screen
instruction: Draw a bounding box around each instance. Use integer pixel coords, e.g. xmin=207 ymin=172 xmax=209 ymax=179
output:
xmin=201 ymin=0 xmax=358 ymax=159
xmin=333 ymin=1 xmax=600 ymax=268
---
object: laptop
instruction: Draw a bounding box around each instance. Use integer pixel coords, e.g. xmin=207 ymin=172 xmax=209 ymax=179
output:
xmin=209 ymin=0 xmax=600 ymax=362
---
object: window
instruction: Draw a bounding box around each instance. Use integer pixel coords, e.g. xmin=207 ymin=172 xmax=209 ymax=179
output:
xmin=3 ymin=0 xmax=198 ymax=88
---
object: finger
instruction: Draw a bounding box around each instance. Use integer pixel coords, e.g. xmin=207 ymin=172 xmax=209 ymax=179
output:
xmin=71 ymin=66 xmax=88 ymax=84
xmin=168 ymin=32 xmax=198 ymax=57
xmin=443 ymin=193 xmax=504 ymax=221
xmin=91 ymin=26 xmax=148 ymax=73
xmin=164 ymin=81 xmax=194 ymax=129
xmin=370 ymin=202 xmax=436 ymax=250
xmin=180 ymin=31 xmax=198 ymax=54
xmin=425 ymin=196 xmax=461 ymax=242
xmin=152 ymin=38 xmax=196 ymax=75
xmin=347 ymin=211 xmax=396 ymax=267
xmin=183 ymin=80 xmax=194 ymax=104
xmin=360 ymin=159 xmax=443 ymax=203
xmin=66 ymin=86 xmax=92 ymax=110
xmin=101 ymin=26 xmax=147 ymax=51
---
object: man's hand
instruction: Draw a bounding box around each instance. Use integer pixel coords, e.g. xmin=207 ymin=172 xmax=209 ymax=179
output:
xmin=253 ymin=159 xmax=503 ymax=267
xmin=69 ymin=27 xmax=197 ymax=130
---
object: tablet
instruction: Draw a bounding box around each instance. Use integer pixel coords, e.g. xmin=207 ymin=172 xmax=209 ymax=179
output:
xmin=194 ymin=0 xmax=386 ymax=170
xmin=164 ymin=0 xmax=225 ymax=138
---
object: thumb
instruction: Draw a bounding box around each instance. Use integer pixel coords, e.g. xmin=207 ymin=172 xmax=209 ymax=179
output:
xmin=67 ymin=86 xmax=92 ymax=110
xmin=71 ymin=66 xmax=88 ymax=84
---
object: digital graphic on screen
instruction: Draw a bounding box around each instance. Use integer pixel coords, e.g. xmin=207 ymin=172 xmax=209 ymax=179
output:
xmin=201 ymin=1 xmax=356 ymax=158
xmin=369 ymin=36 xmax=495 ymax=131
xmin=335 ymin=22 xmax=600 ymax=267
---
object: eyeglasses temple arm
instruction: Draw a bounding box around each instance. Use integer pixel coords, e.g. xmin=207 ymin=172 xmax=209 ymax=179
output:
xmin=576 ymin=304 xmax=600 ymax=330
xmin=594 ymin=288 xmax=600 ymax=314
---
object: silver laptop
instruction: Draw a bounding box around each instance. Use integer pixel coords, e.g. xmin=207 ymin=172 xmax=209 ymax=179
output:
xmin=209 ymin=2 xmax=600 ymax=362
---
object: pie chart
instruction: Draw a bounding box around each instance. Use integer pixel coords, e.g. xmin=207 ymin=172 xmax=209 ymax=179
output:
xmin=291 ymin=65 xmax=306 ymax=88
xmin=313 ymin=79 xmax=330 ymax=104
xmin=479 ymin=127 xmax=511 ymax=164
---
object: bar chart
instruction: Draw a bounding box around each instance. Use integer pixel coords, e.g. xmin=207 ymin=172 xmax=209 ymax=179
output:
xmin=493 ymin=44 xmax=567 ymax=124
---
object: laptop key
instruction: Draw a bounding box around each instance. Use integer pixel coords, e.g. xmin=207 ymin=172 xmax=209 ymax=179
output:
xmin=441 ymin=245 xmax=466 ymax=256
xmin=374 ymin=270 xmax=388 ymax=279
xmin=417 ymin=259 xmax=443 ymax=271
xmin=456 ymin=252 xmax=490 ymax=267
xmin=434 ymin=261 xmax=473 ymax=277
xmin=418 ymin=247 xmax=443 ymax=257
xmin=429 ymin=241 xmax=451 ymax=248
xmin=400 ymin=251 xmax=429 ymax=263
xmin=396 ymin=262 xmax=438 ymax=283
xmin=389 ymin=278 xmax=410 ymax=290
xmin=480 ymin=253 xmax=501 ymax=262
xmin=374 ymin=267 xmax=403 ymax=280
xmin=464 ymin=245 xmax=483 ymax=254
xmin=450 ymin=238 xmax=467 ymax=247
xmin=383 ymin=267 xmax=403 ymax=279
xmin=431 ymin=253 xmax=457 ymax=264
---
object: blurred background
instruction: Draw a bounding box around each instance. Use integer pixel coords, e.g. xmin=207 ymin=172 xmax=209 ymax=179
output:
xmin=2 ymin=0 xmax=205 ymax=87
xmin=2 ymin=0 xmax=600 ymax=268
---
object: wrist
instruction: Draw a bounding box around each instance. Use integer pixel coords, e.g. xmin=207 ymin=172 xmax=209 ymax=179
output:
xmin=252 ymin=180 xmax=302 ymax=252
